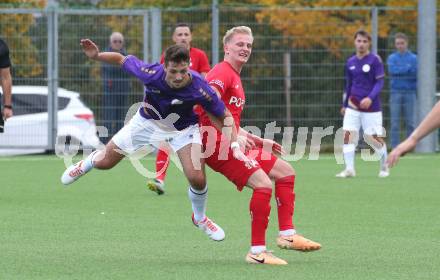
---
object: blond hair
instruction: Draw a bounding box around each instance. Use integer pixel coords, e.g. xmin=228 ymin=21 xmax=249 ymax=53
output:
xmin=222 ymin=26 xmax=253 ymax=45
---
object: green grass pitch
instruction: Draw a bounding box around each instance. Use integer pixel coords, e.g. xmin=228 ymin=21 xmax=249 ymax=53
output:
xmin=0 ymin=154 xmax=439 ymax=279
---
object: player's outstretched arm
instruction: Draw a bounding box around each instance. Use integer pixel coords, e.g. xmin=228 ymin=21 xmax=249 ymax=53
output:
xmin=80 ymin=39 xmax=125 ymax=65
xmin=410 ymin=100 xmax=440 ymax=141
xmin=387 ymin=100 xmax=440 ymax=167
xmin=387 ymin=137 xmax=417 ymax=167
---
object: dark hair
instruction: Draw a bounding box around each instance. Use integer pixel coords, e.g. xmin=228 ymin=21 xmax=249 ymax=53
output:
xmin=164 ymin=44 xmax=190 ymax=66
xmin=174 ymin=23 xmax=192 ymax=32
xmin=354 ymin=30 xmax=371 ymax=41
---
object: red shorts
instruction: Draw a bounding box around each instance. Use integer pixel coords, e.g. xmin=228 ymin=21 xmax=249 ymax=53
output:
xmin=204 ymin=140 xmax=278 ymax=191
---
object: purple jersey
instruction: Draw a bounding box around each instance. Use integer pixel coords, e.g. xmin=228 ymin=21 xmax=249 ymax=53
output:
xmin=344 ymin=53 xmax=385 ymax=112
xmin=121 ymin=55 xmax=226 ymax=130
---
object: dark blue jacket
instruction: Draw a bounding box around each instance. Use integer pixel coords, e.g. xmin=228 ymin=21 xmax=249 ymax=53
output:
xmin=101 ymin=47 xmax=131 ymax=95
xmin=387 ymin=50 xmax=417 ymax=92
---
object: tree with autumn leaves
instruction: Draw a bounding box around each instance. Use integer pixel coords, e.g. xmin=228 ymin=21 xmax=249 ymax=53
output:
xmin=251 ymin=0 xmax=420 ymax=57
xmin=0 ymin=0 xmax=428 ymax=132
xmin=0 ymin=0 xmax=423 ymax=81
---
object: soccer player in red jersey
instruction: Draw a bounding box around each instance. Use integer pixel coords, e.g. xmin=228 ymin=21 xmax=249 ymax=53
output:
xmin=198 ymin=26 xmax=321 ymax=265
xmin=148 ymin=23 xmax=211 ymax=194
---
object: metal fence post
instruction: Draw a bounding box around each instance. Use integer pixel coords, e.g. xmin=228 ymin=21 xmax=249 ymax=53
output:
xmin=47 ymin=4 xmax=58 ymax=152
xmin=150 ymin=7 xmax=162 ymax=62
xmin=416 ymin=0 xmax=437 ymax=152
xmin=143 ymin=11 xmax=150 ymax=62
xmin=211 ymin=0 xmax=219 ymax=65
xmin=371 ymin=6 xmax=378 ymax=54
xmin=283 ymin=52 xmax=292 ymax=127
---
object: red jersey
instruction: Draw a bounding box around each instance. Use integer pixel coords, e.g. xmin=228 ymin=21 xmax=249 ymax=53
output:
xmin=199 ymin=61 xmax=277 ymax=191
xmin=160 ymin=47 xmax=210 ymax=74
xmin=199 ymin=61 xmax=245 ymax=130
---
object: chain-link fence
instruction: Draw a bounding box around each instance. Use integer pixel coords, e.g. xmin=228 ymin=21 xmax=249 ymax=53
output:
xmin=0 ymin=5 xmax=437 ymax=150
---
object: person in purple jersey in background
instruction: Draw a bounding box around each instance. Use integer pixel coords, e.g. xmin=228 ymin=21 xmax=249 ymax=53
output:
xmin=61 ymin=39 xmax=250 ymax=242
xmin=336 ymin=30 xmax=390 ymax=178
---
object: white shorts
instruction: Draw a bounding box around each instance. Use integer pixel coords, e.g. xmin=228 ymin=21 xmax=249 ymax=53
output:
xmin=112 ymin=111 xmax=201 ymax=155
xmin=343 ymin=108 xmax=384 ymax=136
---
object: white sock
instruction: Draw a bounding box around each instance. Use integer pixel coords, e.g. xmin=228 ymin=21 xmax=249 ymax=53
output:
xmin=378 ymin=144 xmax=388 ymax=170
xmin=188 ymin=185 xmax=208 ymax=223
xmin=251 ymin=245 xmax=267 ymax=254
xmin=279 ymin=229 xmax=296 ymax=236
xmin=82 ymin=150 xmax=98 ymax=172
xmin=343 ymin=144 xmax=356 ymax=171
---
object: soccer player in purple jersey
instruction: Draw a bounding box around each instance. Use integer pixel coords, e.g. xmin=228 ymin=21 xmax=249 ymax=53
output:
xmin=61 ymin=39 xmax=250 ymax=242
xmin=336 ymin=30 xmax=390 ymax=178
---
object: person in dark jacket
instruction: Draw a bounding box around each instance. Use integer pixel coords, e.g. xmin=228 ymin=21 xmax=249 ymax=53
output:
xmin=387 ymin=32 xmax=417 ymax=148
xmin=101 ymin=32 xmax=131 ymax=142
xmin=0 ymin=38 xmax=13 ymax=133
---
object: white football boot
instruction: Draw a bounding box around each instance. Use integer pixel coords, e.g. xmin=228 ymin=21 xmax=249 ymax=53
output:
xmin=335 ymin=169 xmax=356 ymax=178
xmin=192 ymin=214 xmax=225 ymax=241
xmin=61 ymin=151 xmax=97 ymax=185
xmin=378 ymin=165 xmax=390 ymax=178
xmin=61 ymin=160 xmax=88 ymax=185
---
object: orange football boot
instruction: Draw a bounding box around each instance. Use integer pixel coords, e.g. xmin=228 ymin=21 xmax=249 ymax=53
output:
xmin=277 ymin=234 xmax=321 ymax=252
xmin=245 ymin=251 xmax=287 ymax=265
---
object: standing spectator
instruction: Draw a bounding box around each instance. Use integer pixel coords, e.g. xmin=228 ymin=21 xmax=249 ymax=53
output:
xmin=387 ymin=32 xmax=418 ymax=149
xmin=148 ymin=23 xmax=211 ymax=195
xmin=336 ymin=30 xmax=389 ymax=178
xmin=0 ymin=37 xmax=13 ymax=133
xmin=101 ymin=32 xmax=131 ymax=143
xmin=387 ymin=100 xmax=440 ymax=167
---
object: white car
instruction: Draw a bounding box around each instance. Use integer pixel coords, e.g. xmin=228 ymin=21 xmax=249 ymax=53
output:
xmin=0 ymin=86 xmax=100 ymax=153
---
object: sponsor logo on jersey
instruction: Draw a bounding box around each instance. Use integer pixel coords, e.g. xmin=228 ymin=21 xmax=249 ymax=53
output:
xmin=209 ymin=79 xmax=224 ymax=91
xmin=229 ymin=96 xmax=245 ymax=108
xmin=349 ymin=65 xmax=356 ymax=70
xmin=362 ymin=64 xmax=371 ymax=72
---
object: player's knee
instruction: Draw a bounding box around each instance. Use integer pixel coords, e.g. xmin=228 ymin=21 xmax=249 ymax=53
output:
xmin=270 ymin=159 xmax=295 ymax=179
xmin=253 ymin=186 xmax=273 ymax=196
xmin=94 ymin=158 xmax=114 ymax=169
xmin=280 ymin=160 xmax=295 ymax=176
xmin=374 ymin=136 xmax=385 ymax=145
xmin=275 ymin=175 xmax=295 ymax=189
xmin=343 ymin=131 xmax=351 ymax=144
xmin=187 ymin=173 xmax=206 ymax=190
xmin=248 ymin=174 xmax=272 ymax=190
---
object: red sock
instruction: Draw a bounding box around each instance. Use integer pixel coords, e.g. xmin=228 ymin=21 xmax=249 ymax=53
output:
xmin=249 ymin=187 xmax=272 ymax=246
xmin=155 ymin=149 xmax=170 ymax=181
xmin=275 ymin=175 xmax=295 ymax=231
